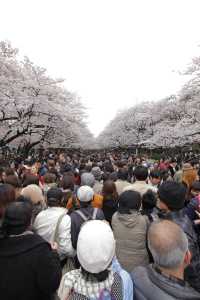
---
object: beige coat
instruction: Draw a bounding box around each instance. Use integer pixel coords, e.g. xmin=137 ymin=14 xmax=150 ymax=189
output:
xmin=112 ymin=211 xmax=149 ymax=272
xmin=123 ymin=180 xmax=154 ymax=196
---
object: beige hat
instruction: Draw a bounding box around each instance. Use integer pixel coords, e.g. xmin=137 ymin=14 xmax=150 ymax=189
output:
xmin=77 ymin=220 xmax=116 ymax=273
xmin=21 ymin=184 xmax=44 ymax=205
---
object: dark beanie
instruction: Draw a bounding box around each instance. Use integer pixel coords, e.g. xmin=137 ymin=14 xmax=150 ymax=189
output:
xmin=158 ymin=181 xmax=186 ymax=210
xmin=2 ymin=200 xmax=33 ymax=235
xmin=47 ymin=187 xmax=63 ymax=206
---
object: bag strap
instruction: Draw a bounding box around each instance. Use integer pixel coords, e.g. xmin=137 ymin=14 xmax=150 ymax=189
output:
xmin=53 ymin=213 xmax=66 ymax=243
xmin=92 ymin=207 xmax=98 ymax=220
xmin=75 ymin=210 xmax=89 ymax=222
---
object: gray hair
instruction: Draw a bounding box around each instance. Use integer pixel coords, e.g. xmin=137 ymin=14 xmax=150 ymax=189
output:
xmin=148 ymin=220 xmax=188 ymax=269
xmin=81 ymin=173 xmax=95 ymax=187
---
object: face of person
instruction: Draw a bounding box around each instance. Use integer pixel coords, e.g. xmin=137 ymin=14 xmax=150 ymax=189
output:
xmin=190 ymin=189 xmax=200 ymax=198
xmin=151 ymin=177 xmax=160 ymax=186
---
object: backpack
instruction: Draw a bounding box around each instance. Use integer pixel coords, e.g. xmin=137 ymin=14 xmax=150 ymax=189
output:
xmin=74 ymin=207 xmax=98 ymax=225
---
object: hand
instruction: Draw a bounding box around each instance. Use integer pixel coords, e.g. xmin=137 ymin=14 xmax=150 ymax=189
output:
xmin=50 ymin=242 xmax=58 ymax=251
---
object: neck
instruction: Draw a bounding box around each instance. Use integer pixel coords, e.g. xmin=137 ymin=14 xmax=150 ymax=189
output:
xmin=159 ymin=266 xmax=184 ymax=280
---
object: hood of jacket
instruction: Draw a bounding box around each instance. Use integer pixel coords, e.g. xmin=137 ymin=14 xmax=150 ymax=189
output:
xmin=0 ymin=233 xmax=47 ymax=258
xmin=116 ymin=211 xmax=143 ymax=228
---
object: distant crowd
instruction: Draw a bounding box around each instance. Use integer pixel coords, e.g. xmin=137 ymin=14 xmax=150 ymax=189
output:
xmin=1 ymin=151 xmax=200 ymax=299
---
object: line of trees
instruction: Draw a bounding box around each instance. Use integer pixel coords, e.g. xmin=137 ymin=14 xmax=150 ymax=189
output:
xmin=97 ymin=55 xmax=200 ymax=149
xmin=0 ymin=41 xmax=94 ymax=154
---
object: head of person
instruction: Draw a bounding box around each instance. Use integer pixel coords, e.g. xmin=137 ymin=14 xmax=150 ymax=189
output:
xmin=21 ymin=184 xmax=44 ymax=206
xmin=150 ymin=170 xmax=161 ymax=186
xmin=118 ymin=190 xmax=142 ymax=214
xmin=60 ymin=174 xmax=74 ymax=191
xmin=1 ymin=198 xmax=33 ymax=237
xmin=158 ymin=181 xmax=187 ymax=212
xmin=77 ymin=220 xmax=115 ymax=282
xmin=81 ymin=172 xmax=95 ymax=188
xmin=4 ymin=175 xmax=22 ymax=198
xmin=77 ymin=185 xmax=94 ymax=208
xmin=170 ymin=159 xmax=177 ymax=167
xmin=23 ymin=175 xmax=39 ymax=187
xmin=0 ymin=184 xmax=16 ymax=219
xmin=47 ymin=187 xmax=64 ymax=207
xmin=148 ymin=220 xmax=191 ymax=274
xmin=102 ymin=180 xmax=118 ymax=200
xmin=43 ymin=172 xmax=56 ymax=185
xmin=117 ymin=168 xmax=128 ymax=181
xmin=142 ymin=189 xmax=157 ymax=212
xmin=190 ymin=181 xmax=200 ymax=198
xmin=91 ymin=167 xmax=102 ymax=182
xmin=134 ymin=166 xmax=148 ymax=181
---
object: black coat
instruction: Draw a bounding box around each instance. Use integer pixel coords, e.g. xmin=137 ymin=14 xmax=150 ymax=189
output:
xmin=0 ymin=233 xmax=62 ymax=300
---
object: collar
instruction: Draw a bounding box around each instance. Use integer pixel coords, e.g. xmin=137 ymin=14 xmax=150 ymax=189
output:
xmin=153 ymin=265 xmax=185 ymax=287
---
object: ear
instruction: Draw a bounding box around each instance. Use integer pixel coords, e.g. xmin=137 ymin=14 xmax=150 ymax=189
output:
xmin=184 ymin=250 xmax=191 ymax=267
xmin=158 ymin=199 xmax=169 ymax=211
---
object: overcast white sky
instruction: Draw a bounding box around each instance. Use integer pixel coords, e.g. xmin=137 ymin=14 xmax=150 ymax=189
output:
xmin=1 ymin=0 xmax=200 ymax=136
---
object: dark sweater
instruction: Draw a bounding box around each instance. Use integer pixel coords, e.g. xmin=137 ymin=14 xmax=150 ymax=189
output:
xmin=0 ymin=233 xmax=62 ymax=300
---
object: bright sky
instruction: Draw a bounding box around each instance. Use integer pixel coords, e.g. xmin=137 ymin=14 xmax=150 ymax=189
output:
xmin=1 ymin=0 xmax=200 ymax=136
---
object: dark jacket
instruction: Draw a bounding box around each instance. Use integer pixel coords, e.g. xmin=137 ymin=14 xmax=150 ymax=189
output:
xmin=131 ymin=265 xmax=200 ymax=300
xmin=154 ymin=209 xmax=200 ymax=292
xmin=70 ymin=206 xmax=105 ymax=250
xmin=102 ymin=196 xmax=118 ymax=226
xmin=0 ymin=233 xmax=62 ymax=300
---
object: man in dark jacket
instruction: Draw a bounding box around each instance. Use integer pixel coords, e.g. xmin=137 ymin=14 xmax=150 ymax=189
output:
xmin=70 ymin=185 xmax=105 ymax=250
xmin=131 ymin=220 xmax=200 ymax=300
xmin=154 ymin=181 xmax=200 ymax=292
xmin=0 ymin=198 xmax=62 ymax=300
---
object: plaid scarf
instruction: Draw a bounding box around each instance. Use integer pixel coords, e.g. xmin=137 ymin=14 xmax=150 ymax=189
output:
xmin=59 ymin=269 xmax=114 ymax=299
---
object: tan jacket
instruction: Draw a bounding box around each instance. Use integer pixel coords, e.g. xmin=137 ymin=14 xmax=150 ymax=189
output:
xmin=112 ymin=211 xmax=149 ymax=272
xmin=123 ymin=180 xmax=154 ymax=196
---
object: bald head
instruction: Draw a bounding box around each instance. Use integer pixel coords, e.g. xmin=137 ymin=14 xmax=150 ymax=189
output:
xmin=148 ymin=220 xmax=188 ymax=269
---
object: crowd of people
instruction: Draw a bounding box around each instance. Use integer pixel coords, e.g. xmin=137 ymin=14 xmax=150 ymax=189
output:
xmin=1 ymin=150 xmax=200 ymax=299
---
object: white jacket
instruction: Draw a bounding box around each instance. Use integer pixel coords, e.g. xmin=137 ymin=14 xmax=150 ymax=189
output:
xmin=34 ymin=207 xmax=75 ymax=260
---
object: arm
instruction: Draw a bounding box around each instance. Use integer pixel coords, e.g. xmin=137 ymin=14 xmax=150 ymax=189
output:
xmin=58 ymin=215 xmax=75 ymax=257
xmin=35 ymin=243 xmax=62 ymax=295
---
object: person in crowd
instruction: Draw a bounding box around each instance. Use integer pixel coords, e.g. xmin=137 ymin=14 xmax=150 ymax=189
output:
xmin=102 ymin=180 xmax=118 ymax=226
xmin=182 ymin=162 xmax=198 ymax=190
xmin=60 ymin=174 xmax=76 ymax=208
xmin=112 ymin=190 xmax=149 ymax=272
xmin=70 ymin=185 xmax=105 ymax=251
xmin=142 ymin=189 xmax=157 ymax=218
xmin=22 ymin=174 xmax=39 ymax=187
xmin=0 ymin=184 xmax=16 ymax=224
xmin=58 ymin=220 xmax=133 ymax=300
xmin=4 ymin=175 xmax=22 ymax=199
xmin=168 ymin=159 xmax=178 ymax=178
xmin=21 ymin=184 xmax=45 ymax=223
xmin=0 ymin=199 xmax=62 ymax=300
xmin=156 ymin=181 xmax=200 ymax=292
xmin=67 ymin=172 xmax=103 ymax=209
xmin=42 ymin=172 xmax=57 ymax=198
xmin=91 ymin=166 xmax=103 ymax=194
xmin=115 ymin=168 xmax=130 ymax=195
xmin=149 ymin=170 xmax=161 ymax=192
xmin=131 ymin=220 xmax=200 ymax=300
xmin=34 ymin=187 xmax=75 ymax=266
xmin=123 ymin=166 xmax=153 ymax=196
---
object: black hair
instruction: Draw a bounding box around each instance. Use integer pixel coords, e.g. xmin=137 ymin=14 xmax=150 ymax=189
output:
xmin=150 ymin=170 xmax=160 ymax=179
xmin=118 ymin=169 xmax=128 ymax=181
xmin=81 ymin=267 xmax=109 ymax=282
xmin=142 ymin=190 xmax=157 ymax=213
xmin=118 ymin=190 xmax=141 ymax=214
xmin=134 ymin=166 xmax=148 ymax=181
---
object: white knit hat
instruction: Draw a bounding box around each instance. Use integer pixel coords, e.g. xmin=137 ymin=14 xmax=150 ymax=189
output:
xmin=77 ymin=185 xmax=94 ymax=202
xmin=77 ymin=220 xmax=116 ymax=273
